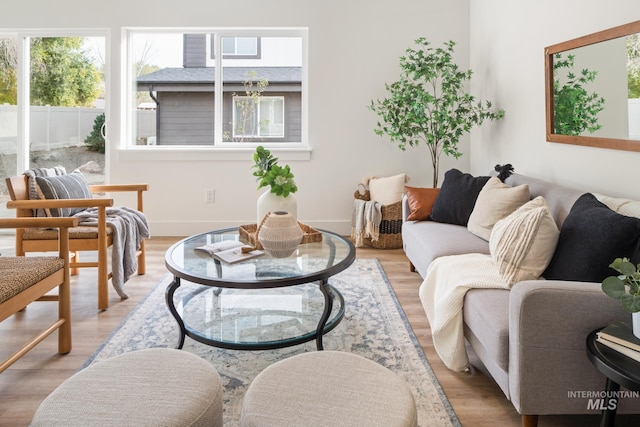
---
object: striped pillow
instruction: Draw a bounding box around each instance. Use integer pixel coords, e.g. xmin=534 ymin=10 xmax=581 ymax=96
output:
xmin=489 ymin=196 xmax=559 ymax=285
xmin=35 ymin=172 xmax=93 ymax=217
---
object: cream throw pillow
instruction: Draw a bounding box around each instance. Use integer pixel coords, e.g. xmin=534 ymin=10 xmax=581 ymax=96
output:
xmin=489 ymin=196 xmax=560 ymax=285
xmin=467 ymin=176 xmax=530 ymax=241
xmin=368 ymin=173 xmax=406 ymax=205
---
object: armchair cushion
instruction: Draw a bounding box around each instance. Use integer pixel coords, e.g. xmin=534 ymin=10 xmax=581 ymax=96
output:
xmin=35 ymin=172 xmax=93 ymax=217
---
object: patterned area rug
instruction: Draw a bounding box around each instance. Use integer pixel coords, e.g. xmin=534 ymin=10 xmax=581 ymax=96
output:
xmin=85 ymin=258 xmax=460 ymax=427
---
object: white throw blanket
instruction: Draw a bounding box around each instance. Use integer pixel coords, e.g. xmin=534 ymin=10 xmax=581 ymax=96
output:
xmin=351 ymin=199 xmax=382 ymax=247
xmin=419 ymin=253 xmax=510 ymax=371
xmin=73 ymin=206 xmax=150 ymax=299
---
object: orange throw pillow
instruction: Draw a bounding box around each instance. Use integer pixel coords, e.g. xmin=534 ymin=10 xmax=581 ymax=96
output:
xmin=405 ymin=186 xmax=441 ymax=221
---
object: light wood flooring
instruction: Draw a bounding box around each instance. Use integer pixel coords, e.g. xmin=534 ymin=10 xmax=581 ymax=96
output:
xmin=0 ymin=236 xmax=636 ymax=426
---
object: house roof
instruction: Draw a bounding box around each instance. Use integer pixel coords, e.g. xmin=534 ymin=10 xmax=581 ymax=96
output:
xmin=137 ymin=66 xmax=302 ymax=85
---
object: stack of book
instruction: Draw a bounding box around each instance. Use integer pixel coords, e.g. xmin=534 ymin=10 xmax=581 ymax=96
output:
xmin=596 ymin=321 xmax=640 ymax=363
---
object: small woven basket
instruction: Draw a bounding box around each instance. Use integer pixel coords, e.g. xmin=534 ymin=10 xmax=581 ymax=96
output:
xmin=354 ymin=184 xmax=403 ymax=249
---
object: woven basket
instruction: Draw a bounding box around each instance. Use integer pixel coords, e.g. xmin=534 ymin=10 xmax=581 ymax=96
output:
xmin=363 ymin=200 xmax=403 ymax=249
xmin=354 ymin=183 xmax=403 ymax=249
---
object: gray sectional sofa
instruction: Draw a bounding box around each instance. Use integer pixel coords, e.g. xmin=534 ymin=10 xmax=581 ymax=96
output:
xmin=402 ymin=172 xmax=640 ymax=427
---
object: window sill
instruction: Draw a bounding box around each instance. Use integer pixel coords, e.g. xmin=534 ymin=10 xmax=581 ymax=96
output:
xmin=116 ymin=146 xmax=312 ymax=162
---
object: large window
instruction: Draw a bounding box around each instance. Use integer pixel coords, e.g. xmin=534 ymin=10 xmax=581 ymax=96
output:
xmin=130 ymin=28 xmax=306 ymax=148
xmin=0 ymin=31 xmax=107 ymax=219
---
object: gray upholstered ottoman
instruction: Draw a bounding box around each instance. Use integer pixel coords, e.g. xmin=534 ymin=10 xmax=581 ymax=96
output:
xmin=31 ymin=348 xmax=223 ymax=427
xmin=241 ymin=351 xmax=418 ymax=427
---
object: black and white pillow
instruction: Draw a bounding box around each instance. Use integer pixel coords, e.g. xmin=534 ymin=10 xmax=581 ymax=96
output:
xmin=35 ymin=172 xmax=93 ymax=217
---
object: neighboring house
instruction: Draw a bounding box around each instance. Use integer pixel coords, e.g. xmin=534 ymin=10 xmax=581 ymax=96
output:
xmin=136 ymin=34 xmax=302 ymax=145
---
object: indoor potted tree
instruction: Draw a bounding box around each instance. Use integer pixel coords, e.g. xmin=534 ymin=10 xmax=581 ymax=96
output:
xmin=369 ymin=38 xmax=504 ymax=187
xmin=602 ymin=257 xmax=640 ymax=338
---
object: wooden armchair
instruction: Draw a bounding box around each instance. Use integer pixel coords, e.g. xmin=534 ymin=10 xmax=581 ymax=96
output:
xmin=0 ymin=217 xmax=77 ymax=374
xmin=5 ymin=175 xmax=149 ymax=310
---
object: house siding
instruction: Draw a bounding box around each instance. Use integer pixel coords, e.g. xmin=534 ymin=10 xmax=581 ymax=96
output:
xmin=157 ymin=92 xmax=214 ymax=145
xmin=183 ymin=34 xmax=207 ymax=68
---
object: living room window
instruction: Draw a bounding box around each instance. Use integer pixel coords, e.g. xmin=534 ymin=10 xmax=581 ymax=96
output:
xmin=0 ymin=30 xmax=107 ymax=217
xmin=129 ymin=28 xmax=307 ymax=148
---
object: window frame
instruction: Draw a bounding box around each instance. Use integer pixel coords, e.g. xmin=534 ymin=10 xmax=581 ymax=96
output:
xmin=125 ymin=27 xmax=308 ymax=153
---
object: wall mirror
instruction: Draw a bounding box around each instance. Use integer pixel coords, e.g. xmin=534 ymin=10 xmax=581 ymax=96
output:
xmin=545 ymin=20 xmax=640 ymax=152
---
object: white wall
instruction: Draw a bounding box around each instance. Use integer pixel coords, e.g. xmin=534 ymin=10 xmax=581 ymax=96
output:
xmin=1 ymin=0 xmax=470 ymax=236
xmin=469 ymin=0 xmax=640 ymax=198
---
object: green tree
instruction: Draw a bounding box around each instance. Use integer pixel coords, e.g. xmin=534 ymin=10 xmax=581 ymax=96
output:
xmin=628 ymin=34 xmax=640 ymax=98
xmin=553 ymin=53 xmax=605 ymax=136
xmin=0 ymin=39 xmax=17 ymax=104
xmin=226 ymin=70 xmax=269 ymax=142
xmin=84 ymin=113 xmax=105 ymax=153
xmin=369 ymin=38 xmax=504 ymax=187
xmin=29 ymin=37 xmax=101 ymax=107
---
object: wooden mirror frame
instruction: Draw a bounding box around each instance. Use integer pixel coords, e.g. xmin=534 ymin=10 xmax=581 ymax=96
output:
xmin=545 ymin=20 xmax=640 ymax=152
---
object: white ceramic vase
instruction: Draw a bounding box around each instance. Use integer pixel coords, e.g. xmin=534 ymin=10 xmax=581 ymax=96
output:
xmin=633 ymin=312 xmax=640 ymax=339
xmin=257 ymin=211 xmax=303 ymax=258
xmin=257 ymin=190 xmax=297 ymax=225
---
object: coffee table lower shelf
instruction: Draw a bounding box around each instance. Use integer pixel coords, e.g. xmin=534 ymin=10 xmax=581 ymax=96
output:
xmin=165 ymin=277 xmax=345 ymax=351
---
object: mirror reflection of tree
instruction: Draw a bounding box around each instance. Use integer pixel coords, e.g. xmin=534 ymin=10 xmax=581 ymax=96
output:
xmin=553 ymin=53 xmax=605 ymax=136
xmin=628 ymin=34 xmax=640 ymax=98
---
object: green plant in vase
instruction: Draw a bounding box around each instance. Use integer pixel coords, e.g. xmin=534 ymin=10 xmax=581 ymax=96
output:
xmin=602 ymin=257 xmax=640 ymax=338
xmin=602 ymin=257 xmax=640 ymax=313
xmin=252 ymin=145 xmax=298 ymax=224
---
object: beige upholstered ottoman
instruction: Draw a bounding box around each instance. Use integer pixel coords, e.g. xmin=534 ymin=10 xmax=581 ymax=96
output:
xmin=241 ymin=351 xmax=418 ymax=427
xmin=31 ymin=348 xmax=223 ymax=427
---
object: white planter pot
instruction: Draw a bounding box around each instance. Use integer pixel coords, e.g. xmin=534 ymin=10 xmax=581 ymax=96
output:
xmin=633 ymin=312 xmax=640 ymax=339
xmin=257 ymin=190 xmax=297 ymax=225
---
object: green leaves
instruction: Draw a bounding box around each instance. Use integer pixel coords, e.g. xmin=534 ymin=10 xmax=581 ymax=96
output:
xmin=602 ymin=257 xmax=640 ymax=313
xmin=553 ymin=53 xmax=605 ymax=136
xmin=369 ymin=38 xmax=504 ymax=187
xmin=251 ymin=145 xmax=298 ymax=197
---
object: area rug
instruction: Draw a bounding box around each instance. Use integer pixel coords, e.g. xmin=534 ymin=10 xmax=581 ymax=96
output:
xmin=85 ymin=258 xmax=460 ymax=427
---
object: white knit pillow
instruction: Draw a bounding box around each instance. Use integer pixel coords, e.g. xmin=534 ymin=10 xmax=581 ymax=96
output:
xmin=368 ymin=174 xmax=406 ymax=205
xmin=489 ymin=196 xmax=560 ymax=285
xmin=467 ymin=176 xmax=530 ymax=241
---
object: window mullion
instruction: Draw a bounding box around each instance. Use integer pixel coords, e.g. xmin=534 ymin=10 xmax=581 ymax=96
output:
xmin=16 ymin=34 xmax=29 ymax=172
xmin=213 ymin=33 xmax=223 ymax=145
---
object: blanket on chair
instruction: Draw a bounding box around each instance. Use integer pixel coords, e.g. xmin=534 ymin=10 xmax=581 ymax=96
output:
xmin=73 ymin=206 xmax=150 ymax=299
xmin=419 ymin=253 xmax=509 ymax=371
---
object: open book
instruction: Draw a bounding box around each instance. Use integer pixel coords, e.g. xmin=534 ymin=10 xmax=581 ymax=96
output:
xmin=195 ymin=240 xmax=263 ymax=264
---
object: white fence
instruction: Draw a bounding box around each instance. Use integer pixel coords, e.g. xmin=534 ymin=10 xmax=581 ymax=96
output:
xmin=0 ymin=104 xmax=156 ymax=152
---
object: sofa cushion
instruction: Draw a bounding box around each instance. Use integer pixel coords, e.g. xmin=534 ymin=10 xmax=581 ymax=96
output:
xmin=430 ymin=169 xmax=490 ymax=226
xmin=404 ymin=186 xmax=440 ymax=221
xmin=544 ymin=193 xmax=640 ymax=283
xmin=35 ymin=172 xmax=93 ymax=217
xmin=467 ymin=176 xmax=530 ymax=241
xmin=401 ymin=220 xmax=490 ymax=278
xmin=490 ymin=196 xmax=559 ymax=285
xmin=368 ymin=173 xmax=406 ymax=205
xmin=463 ymin=288 xmax=511 ymax=372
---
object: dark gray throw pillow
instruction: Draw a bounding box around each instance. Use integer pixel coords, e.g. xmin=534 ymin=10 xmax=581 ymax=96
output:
xmin=429 ymin=169 xmax=490 ymax=226
xmin=36 ymin=172 xmax=93 ymax=217
xmin=543 ymin=193 xmax=640 ymax=283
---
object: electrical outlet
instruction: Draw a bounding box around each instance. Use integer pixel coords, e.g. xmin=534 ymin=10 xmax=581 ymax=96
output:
xmin=206 ymin=189 xmax=215 ymax=203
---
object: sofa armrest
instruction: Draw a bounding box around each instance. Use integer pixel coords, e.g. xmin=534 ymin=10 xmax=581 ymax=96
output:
xmin=507 ymin=279 xmax=631 ymax=415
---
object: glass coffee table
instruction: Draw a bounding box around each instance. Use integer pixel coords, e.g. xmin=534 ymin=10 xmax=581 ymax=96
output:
xmin=164 ymin=227 xmax=355 ymax=351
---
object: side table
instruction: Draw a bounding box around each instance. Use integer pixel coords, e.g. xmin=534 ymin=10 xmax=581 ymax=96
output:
xmin=586 ymin=327 xmax=640 ymax=427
